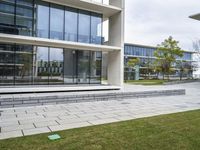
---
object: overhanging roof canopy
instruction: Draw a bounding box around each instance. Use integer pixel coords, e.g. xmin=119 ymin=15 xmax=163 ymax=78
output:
xmin=42 ymin=0 xmax=121 ymax=18
xmin=189 ymin=13 xmax=200 ymax=21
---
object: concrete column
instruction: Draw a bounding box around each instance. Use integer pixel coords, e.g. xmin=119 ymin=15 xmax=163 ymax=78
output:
xmin=107 ymin=0 xmax=124 ymax=86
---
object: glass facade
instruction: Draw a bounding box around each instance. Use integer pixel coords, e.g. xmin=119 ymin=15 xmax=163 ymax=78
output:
xmin=124 ymin=44 xmax=193 ymax=79
xmin=36 ymin=1 xmax=49 ymax=38
xmin=124 ymin=44 xmax=193 ymax=61
xmin=0 ymin=43 xmax=102 ymax=85
xmin=0 ymin=0 xmax=103 ymax=44
xmin=0 ymin=0 xmax=34 ymax=35
xmin=65 ymin=7 xmax=78 ymax=42
xmin=0 ymin=0 xmax=103 ymax=86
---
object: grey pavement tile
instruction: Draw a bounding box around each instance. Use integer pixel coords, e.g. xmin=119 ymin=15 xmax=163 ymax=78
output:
xmin=23 ymin=127 xmax=51 ymax=136
xmin=0 ymin=120 xmax=19 ymax=127
xmin=34 ymin=121 xmax=58 ymax=128
xmin=0 ymin=130 xmax=23 ymax=140
xmin=49 ymin=122 xmax=92 ymax=132
xmin=1 ymin=123 xmax=35 ymax=133
xmin=56 ymin=118 xmax=83 ymax=125
xmin=88 ymin=118 xmax=120 ymax=125
xmin=114 ymin=115 xmax=135 ymax=121
xmin=19 ymin=117 xmax=57 ymax=125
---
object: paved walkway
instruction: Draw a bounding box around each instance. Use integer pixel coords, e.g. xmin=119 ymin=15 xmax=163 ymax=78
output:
xmin=0 ymin=82 xmax=200 ymax=140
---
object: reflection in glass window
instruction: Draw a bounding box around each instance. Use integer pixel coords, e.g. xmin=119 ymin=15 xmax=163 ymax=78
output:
xmin=36 ymin=1 xmax=49 ymax=38
xmin=65 ymin=7 xmax=78 ymax=42
xmin=78 ymin=10 xmax=90 ymax=43
xmin=16 ymin=0 xmax=34 ymax=36
xmin=91 ymin=13 xmax=102 ymax=44
xmin=49 ymin=48 xmax=64 ymax=84
xmin=77 ymin=51 xmax=90 ymax=83
xmin=0 ymin=43 xmax=15 ymax=85
xmin=63 ymin=49 xmax=77 ymax=84
xmin=15 ymin=45 xmax=33 ymax=85
xmin=50 ymin=4 xmax=64 ymax=40
xmin=90 ymin=51 xmax=102 ymax=83
xmin=0 ymin=1 xmax=15 ymax=34
xmin=35 ymin=47 xmax=49 ymax=84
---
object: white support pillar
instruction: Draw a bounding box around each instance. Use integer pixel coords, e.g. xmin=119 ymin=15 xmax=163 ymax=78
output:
xmin=107 ymin=0 xmax=124 ymax=86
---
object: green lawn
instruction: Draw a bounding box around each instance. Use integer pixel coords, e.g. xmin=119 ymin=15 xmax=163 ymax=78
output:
xmin=1 ymin=110 xmax=200 ymax=150
xmin=125 ymin=79 xmax=167 ymax=85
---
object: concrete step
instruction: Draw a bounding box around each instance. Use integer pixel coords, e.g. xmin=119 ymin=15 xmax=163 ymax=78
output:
xmin=0 ymin=89 xmax=185 ymax=108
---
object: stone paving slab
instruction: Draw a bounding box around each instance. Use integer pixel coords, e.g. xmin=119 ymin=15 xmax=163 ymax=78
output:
xmin=23 ymin=127 xmax=51 ymax=136
xmin=0 ymin=130 xmax=23 ymax=140
xmin=0 ymin=83 xmax=199 ymax=140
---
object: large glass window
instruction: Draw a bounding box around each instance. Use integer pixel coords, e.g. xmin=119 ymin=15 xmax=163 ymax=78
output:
xmin=90 ymin=51 xmax=102 ymax=84
xmin=0 ymin=43 xmax=102 ymax=85
xmin=35 ymin=47 xmax=49 ymax=84
xmin=15 ymin=44 xmax=33 ymax=85
xmin=0 ymin=43 xmax=15 ymax=85
xmin=91 ymin=13 xmax=102 ymax=44
xmin=50 ymin=4 xmax=64 ymax=40
xmin=0 ymin=0 xmax=15 ymax=34
xmin=16 ymin=0 xmax=34 ymax=36
xmin=1 ymin=1 xmax=103 ymax=45
xmin=49 ymin=48 xmax=64 ymax=84
xmin=65 ymin=7 xmax=78 ymax=42
xmin=63 ymin=49 xmax=77 ymax=84
xmin=77 ymin=51 xmax=90 ymax=83
xmin=78 ymin=10 xmax=90 ymax=43
xmin=36 ymin=1 xmax=49 ymax=38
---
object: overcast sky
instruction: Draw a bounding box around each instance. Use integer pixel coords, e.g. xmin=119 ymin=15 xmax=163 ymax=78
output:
xmin=125 ymin=0 xmax=200 ymax=50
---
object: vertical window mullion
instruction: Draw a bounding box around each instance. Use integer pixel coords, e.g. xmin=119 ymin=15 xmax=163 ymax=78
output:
xmin=48 ymin=3 xmax=50 ymax=39
xmin=77 ymin=9 xmax=79 ymax=42
xmin=14 ymin=0 xmax=17 ymax=33
xmin=89 ymin=12 xmax=91 ymax=44
xmin=63 ymin=7 xmax=66 ymax=41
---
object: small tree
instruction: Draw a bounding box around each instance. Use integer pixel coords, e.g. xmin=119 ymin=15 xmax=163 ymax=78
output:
xmin=154 ymin=36 xmax=183 ymax=80
xmin=127 ymin=58 xmax=140 ymax=68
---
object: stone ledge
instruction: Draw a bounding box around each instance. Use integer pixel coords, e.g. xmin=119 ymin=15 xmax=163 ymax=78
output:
xmin=0 ymin=89 xmax=186 ymax=108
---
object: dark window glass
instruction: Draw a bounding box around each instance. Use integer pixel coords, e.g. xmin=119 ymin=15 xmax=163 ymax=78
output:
xmin=90 ymin=51 xmax=102 ymax=83
xmin=49 ymin=48 xmax=64 ymax=84
xmin=16 ymin=0 xmax=34 ymax=36
xmin=0 ymin=43 xmax=14 ymax=85
xmin=0 ymin=1 xmax=15 ymax=34
xmin=77 ymin=51 xmax=90 ymax=83
xmin=35 ymin=46 xmax=49 ymax=84
xmin=15 ymin=44 xmax=33 ymax=85
xmin=50 ymin=4 xmax=64 ymax=40
xmin=36 ymin=1 xmax=49 ymax=38
xmin=91 ymin=13 xmax=102 ymax=44
xmin=63 ymin=49 xmax=77 ymax=84
xmin=78 ymin=10 xmax=90 ymax=43
xmin=65 ymin=7 xmax=78 ymax=42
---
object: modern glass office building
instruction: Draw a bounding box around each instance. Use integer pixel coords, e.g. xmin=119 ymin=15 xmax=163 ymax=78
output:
xmin=189 ymin=13 xmax=200 ymax=79
xmin=0 ymin=0 xmax=124 ymax=86
xmin=124 ymin=43 xmax=194 ymax=79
